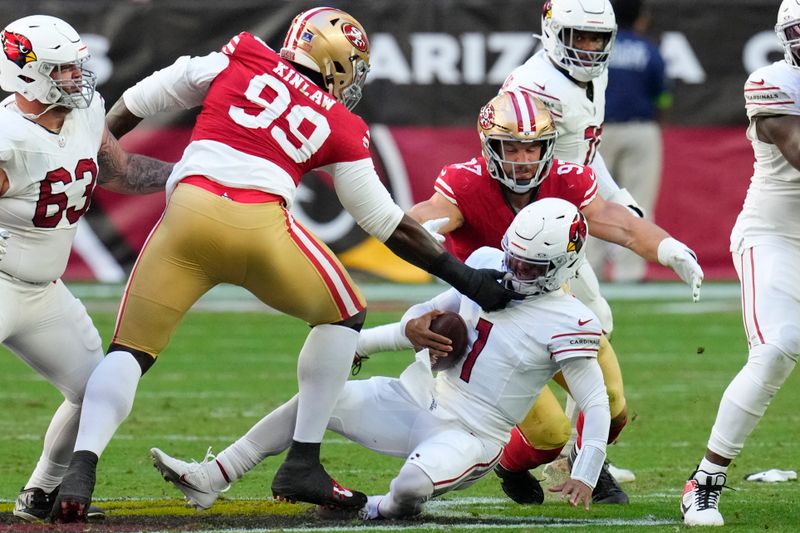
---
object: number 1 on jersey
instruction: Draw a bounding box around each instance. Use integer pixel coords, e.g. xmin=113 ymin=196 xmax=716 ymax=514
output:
xmin=459 ymin=318 xmax=493 ymax=383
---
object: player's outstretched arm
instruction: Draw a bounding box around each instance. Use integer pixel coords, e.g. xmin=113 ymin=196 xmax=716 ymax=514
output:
xmin=97 ymin=126 xmax=173 ymax=194
xmin=582 ymin=196 xmax=703 ymax=301
xmin=385 ymin=215 xmax=523 ymax=311
xmin=331 ymin=160 xmax=522 ymax=311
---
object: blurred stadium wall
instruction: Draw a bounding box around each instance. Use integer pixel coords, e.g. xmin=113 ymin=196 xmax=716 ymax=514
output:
xmin=0 ymin=1 xmax=779 ymax=282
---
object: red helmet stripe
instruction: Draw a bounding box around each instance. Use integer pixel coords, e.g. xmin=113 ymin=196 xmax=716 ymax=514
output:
xmin=284 ymin=7 xmax=338 ymax=51
xmin=522 ymin=92 xmax=536 ymax=131
xmin=508 ymin=90 xmax=525 ymax=133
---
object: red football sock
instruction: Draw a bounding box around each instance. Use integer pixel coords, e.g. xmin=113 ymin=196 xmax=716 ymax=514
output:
xmin=500 ymin=427 xmax=564 ymax=472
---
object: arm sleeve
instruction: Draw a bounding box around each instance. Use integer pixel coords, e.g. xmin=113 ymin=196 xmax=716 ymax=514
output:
xmin=559 ymin=356 xmax=610 ymax=488
xmin=326 ymin=159 xmax=405 ymax=242
xmin=122 ymin=52 xmax=229 ymax=118
xmin=589 ymin=152 xmax=621 ymax=199
xmin=357 ymin=322 xmax=413 ymax=356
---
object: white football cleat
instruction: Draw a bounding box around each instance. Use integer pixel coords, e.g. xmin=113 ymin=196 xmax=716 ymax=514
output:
xmin=150 ymin=447 xmax=228 ymax=510
xmin=681 ymin=469 xmax=726 ymax=527
xmin=608 ymin=463 xmax=636 ymax=483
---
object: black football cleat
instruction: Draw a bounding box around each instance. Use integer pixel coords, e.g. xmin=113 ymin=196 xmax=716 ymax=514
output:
xmin=271 ymin=458 xmax=366 ymax=509
xmin=14 ymin=486 xmax=56 ymax=522
xmin=592 ymin=462 xmax=629 ymax=504
xmin=568 ymin=447 xmax=629 ymax=504
xmin=494 ymin=464 xmax=544 ymax=504
xmin=50 ymin=451 xmax=98 ymax=523
xmin=15 ymin=485 xmax=106 ymax=522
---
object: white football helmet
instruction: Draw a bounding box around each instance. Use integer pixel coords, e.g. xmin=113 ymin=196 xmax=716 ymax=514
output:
xmin=777 ymin=0 xmax=800 ymax=68
xmin=0 ymin=15 xmax=96 ymax=109
xmin=280 ymin=7 xmax=370 ymax=110
xmin=501 ymin=197 xmax=588 ymax=297
xmin=478 ymin=90 xmax=558 ymax=193
xmin=541 ymin=0 xmax=617 ymax=82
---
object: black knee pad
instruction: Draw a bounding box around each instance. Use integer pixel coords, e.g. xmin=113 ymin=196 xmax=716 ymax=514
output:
xmin=107 ymin=343 xmax=157 ymax=375
xmin=335 ymin=308 xmax=367 ymax=332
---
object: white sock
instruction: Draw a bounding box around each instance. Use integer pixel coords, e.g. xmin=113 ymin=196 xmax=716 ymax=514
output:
xmin=214 ymin=396 xmax=298 ymax=485
xmin=25 ymin=400 xmax=80 ymax=492
xmin=698 ymin=457 xmax=727 ymax=476
xmin=293 ymin=324 xmax=358 ymax=443
xmin=74 ymin=351 xmax=142 ymax=456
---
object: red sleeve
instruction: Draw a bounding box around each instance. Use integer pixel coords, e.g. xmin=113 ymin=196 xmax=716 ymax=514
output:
xmin=434 ymin=158 xmax=484 ymax=206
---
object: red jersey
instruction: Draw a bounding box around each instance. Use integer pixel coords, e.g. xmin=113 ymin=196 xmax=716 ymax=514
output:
xmin=434 ymin=156 xmax=598 ymax=261
xmin=170 ymin=32 xmax=372 ymax=204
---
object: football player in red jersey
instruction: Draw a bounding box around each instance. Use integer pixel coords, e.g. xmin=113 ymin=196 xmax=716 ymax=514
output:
xmin=362 ymin=89 xmax=703 ymax=506
xmin=0 ymin=15 xmax=173 ymax=523
xmin=51 ymin=7 xmax=521 ymax=522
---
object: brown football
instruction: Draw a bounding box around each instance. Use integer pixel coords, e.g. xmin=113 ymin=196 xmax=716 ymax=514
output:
xmin=429 ymin=311 xmax=469 ymax=371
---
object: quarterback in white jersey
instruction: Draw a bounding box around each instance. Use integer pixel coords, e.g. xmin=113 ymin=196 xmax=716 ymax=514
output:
xmin=681 ymin=1 xmax=800 ymax=527
xmin=0 ymin=15 xmax=171 ymax=523
xmin=146 ymin=198 xmax=611 ymax=518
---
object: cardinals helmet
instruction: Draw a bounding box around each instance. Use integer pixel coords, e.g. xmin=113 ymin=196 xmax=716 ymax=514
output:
xmin=0 ymin=15 xmax=95 ymax=109
xmin=541 ymin=0 xmax=617 ymax=82
xmin=478 ymin=90 xmax=557 ymax=193
xmin=281 ymin=7 xmax=370 ymax=110
xmin=502 ymin=197 xmax=587 ymax=297
xmin=777 ymin=0 xmax=800 ymax=67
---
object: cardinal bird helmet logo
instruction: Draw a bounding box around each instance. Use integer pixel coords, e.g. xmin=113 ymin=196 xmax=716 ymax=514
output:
xmin=2 ymin=31 xmax=36 ymax=68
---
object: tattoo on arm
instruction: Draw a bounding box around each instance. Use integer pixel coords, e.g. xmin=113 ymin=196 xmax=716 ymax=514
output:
xmin=97 ymin=130 xmax=172 ymax=194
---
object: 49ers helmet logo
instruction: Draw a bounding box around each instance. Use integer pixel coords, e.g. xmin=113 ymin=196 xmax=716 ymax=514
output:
xmin=567 ymin=212 xmax=587 ymax=253
xmin=478 ymin=103 xmax=495 ymax=130
xmin=342 ymin=23 xmax=368 ymax=52
xmin=2 ymin=30 xmax=36 ymax=67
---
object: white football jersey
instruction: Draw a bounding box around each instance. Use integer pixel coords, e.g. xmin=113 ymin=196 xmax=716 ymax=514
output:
xmin=502 ymin=50 xmax=607 ymax=167
xmin=0 ymin=94 xmax=105 ymax=282
xmin=732 ymin=61 xmax=800 ymax=247
xmin=433 ymin=247 xmax=602 ymax=443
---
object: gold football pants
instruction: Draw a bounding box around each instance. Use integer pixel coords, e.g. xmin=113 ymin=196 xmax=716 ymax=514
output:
xmin=112 ymin=183 xmax=366 ymax=358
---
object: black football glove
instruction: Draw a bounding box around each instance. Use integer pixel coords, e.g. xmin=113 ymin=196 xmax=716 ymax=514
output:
xmin=430 ymin=253 xmax=524 ymax=312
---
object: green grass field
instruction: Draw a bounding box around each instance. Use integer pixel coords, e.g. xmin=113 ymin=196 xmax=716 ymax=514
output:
xmin=1 ymin=285 xmax=799 ymax=531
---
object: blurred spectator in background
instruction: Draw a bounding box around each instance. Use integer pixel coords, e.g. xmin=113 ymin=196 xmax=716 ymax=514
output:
xmin=589 ymin=0 xmax=671 ymax=282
